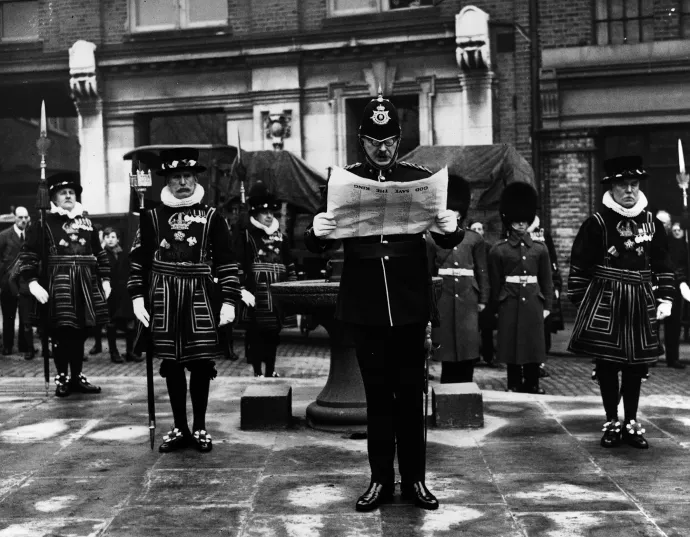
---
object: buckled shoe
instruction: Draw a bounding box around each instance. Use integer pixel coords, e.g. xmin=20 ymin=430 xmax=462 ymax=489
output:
xmin=623 ymin=420 xmax=649 ymax=449
xmin=159 ymin=427 xmax=190 ymax=453
xmin=600 ymin=420 xmax=622 ymax=448
xmin=54 ymin=373 xmax=71 ymax=397
xmin=70 ymin=373 xmax=101 ymax=394
xmin=192 ymin=429 xmax=213 ymax=453
xmin=355 ymin=482 xmax=394 ymax=512
xmin=401 ymin=481 xmax=439 ymax=510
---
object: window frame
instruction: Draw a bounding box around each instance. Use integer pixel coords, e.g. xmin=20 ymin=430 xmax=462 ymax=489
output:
xmin=0 ymin=0 xmax=39 ymax=42
xmin=327 ymin=0 xmax=434 ymax=18
xmin=681 ymin=0 xmax=690 ymax=38
xmin=130 ymin=0 xmax=228 ymax=33
xmin=594 ymin=0 xmax=654 ymax=45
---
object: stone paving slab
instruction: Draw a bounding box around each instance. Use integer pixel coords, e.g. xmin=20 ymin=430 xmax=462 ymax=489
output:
xmin=0 ymin=378 xmax=688 ymax=536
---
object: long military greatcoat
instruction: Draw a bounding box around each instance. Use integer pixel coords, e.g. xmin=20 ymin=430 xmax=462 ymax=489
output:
xmin=428 ymin=229 xmax=490 ymax=362
xmin=304 ymin=161 xmax=464 ymax=326
xmin=488 ymin=232 xmax=553 ymax=365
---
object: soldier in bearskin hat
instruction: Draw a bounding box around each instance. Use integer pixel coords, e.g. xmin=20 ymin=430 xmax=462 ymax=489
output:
xmin=233 ymin=181 xmax=296 ymax=378
xmin=568 ymin=156 xmax=674 ymax=449
xmin=488 ymin=182 xmax=553 ymax=394
xmin=128 ymin=147 xmax=240 ymax=453
xmin=18 ymin=171 xmax=109 ymax=396
xmin=305 ymin=90 xmax=462 ymax=512
xmin=428 ymin=174 xmax=490 ymax=383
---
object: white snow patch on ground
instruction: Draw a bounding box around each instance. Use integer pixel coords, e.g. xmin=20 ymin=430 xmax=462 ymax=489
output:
xmin=34 ymin=495 xmax=77 ymax=512
xmin=287 ymin=484 xmax=348 ymax=508
xmin=284 ymin=514 xmax=324 ymax=537
xmin=429 ymin=414 xmax=508 ymax=447
xmin=0 ymin=420 xmax=70 ymax=443
xmin=512 ymin=483 xmax=625 ymax=503
xmin=88 ymin=425 xmax=148 ymax=441
xmin=0 ymin=519 xmax=106 ymax=537
xmin=528 ymin=511 xmax=618 ymax=537
xmin=420 ymin=505 xmax=483 ymax=534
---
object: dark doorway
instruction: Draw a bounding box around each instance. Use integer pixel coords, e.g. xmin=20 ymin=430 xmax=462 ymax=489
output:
xmin=345 ymin=95 xmax=420 ymax=165
xmin=141 ymin=112 xmax=227 ymax=145
xmin=602 ymin=124 xmax=690 ymax=219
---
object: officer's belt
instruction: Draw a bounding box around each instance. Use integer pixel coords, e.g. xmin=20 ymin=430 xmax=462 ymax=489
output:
xmin=593 ymin=265 xmax=651 ymax=284
xmin=505 ymin=275 xmax=538 ymax=284
xmin=438 ymin=268 xmax=474 ymax=277
xmin=151 ymin=259 xmax=212 ymax=278
xmin=345 ymin=239 xmax=424 ymax=260
xmin=47 ymin=255 xmax=96 ymax=267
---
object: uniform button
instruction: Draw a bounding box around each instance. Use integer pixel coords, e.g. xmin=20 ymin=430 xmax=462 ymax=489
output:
xmin=454 ymin=262 xmax=458 ymax=266
xmin=521 ymin=242 xmax=525 ymax=246
xmin=455 ymin=278 xmax=459 ymax=282
xmin=522 ymin=256 xmax=526 ymax=260
xmin=523 ymin=270 xmax=527 ymax=274
xmin=383 ymin=256 xmax=389 ymax=261
xmin=522 ymin=297 xmax=526 ymax=302
xmin=453 ymin=247 xmax=457 ymax=251
xmin=523 ymin=283 xmax=527 ymax=287
xmin=455 ymin=294 xmax=458 ymax=298
xmin=382 ymin=240 xmax=388 ymax=244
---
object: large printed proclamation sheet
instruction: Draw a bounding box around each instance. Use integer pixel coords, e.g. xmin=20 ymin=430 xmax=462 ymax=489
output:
xmin=325 ymin=166 xmax=448 ymax=239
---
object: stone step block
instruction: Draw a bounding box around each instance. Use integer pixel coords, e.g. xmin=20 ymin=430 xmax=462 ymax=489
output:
xmin=432 ymin=382 xmax=484 ymax=428
xmin=240 ymin=384 xmax=292 ymax=430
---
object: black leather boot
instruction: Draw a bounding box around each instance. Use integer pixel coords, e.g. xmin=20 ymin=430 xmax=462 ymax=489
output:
xmin=600 ymin=420 xmax=622 ymax=448
xmin=107 ymin=325 xmax=123 ymax=363
xmin=159 ymin=427 xmax=191 ymax=453
xmin=623 ymin=420 xmax=649 ymax=449
xmin=401 ymin=481 xmax=439 ymax=510
xmin=70 ymin=373 xmax=101 ymax=394
xmin=54 ymin=373 xmax=71 ymax=398
xmin=355 ymin=482 xmax=394 ymax=512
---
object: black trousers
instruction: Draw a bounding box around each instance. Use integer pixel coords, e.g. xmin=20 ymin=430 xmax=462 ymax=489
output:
xmin=506 ymin=363 xmax=540 ymax=391
xmin=595 ymin=359 xmax=646 ymax=422
xmin=1 ymin=287 xmax=27 ymax=352
xmin=663 ymin=285 xmax=682 ymax=364
xmin=440 ymin=360 xmax=474 ymax=384
xmin=245 ymin=327 xmax=280 ymax=376
xmin=349 ymin=322 xmax=426 ymax=486
xmin=52 ymin=327 xmax=86 ymax=377
xmin=478 ymin=309 xmax=495 ymax=363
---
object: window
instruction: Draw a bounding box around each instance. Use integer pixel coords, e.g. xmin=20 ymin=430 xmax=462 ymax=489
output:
xmin=329 ymin=0 xmax=433 ymax=17
xmin=131 ymin=0 xmax=227 ymax=32
xmin=0 ymin=1 xmax=38 ymax=41
xmin=595 ymin=0 xmax=654 ymax=45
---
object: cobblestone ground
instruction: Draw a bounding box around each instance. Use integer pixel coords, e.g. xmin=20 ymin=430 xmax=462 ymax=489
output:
xmin=2 ymin=324 xmax=690 ymax=399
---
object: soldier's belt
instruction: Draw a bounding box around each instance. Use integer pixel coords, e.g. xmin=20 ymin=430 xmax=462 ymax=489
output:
xmin=151 ymin=259 xmax=212 ymax=278
xmin=47 ymin=255 xmax=97 ymax=267
xmin=593 ymin=265 xmax=651 ymax=284
xmin=438 ymin=268 xmax=474 ymax=277
xmin=505 ymin=275 xmax=538 ymax=284
xmin=345 ymin=240 xmax=424 ymax=260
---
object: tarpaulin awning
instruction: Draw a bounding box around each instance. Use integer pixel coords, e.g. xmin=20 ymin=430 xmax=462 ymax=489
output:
xmin=401 ymin=144 xmax=536 ymax=241
xmin=223 ymin=150 xmax=327 ymax=214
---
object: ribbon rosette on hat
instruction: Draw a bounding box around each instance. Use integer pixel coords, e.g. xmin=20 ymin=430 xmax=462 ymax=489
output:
xmin=59 ymin=239 xmax=69 ymax=247
xmin=187 ymin=236 xmax=197 ymax=246
xmin=174 ymin=231 xmax=186 ymax=242
xmin=70 ymin=233 xmax=79 ymax=242
xmin=160 ymin=239 xmax=171 ymax=249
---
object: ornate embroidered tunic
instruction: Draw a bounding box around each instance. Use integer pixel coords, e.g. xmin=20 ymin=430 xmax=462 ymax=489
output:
xmin=128 ymin=202 xmax=240 ymax=363
xmin=19 ymin=209 xmax=110 ymax=330
xmin=235 ymin=221 xmax=296 ymax=332
xmin=568 ymin=206 xmax=674 ymax=363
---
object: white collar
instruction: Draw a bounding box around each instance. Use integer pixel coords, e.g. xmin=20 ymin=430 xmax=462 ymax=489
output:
xmin=602 ymin=190 xmax=648 ymax=218
xmin=250 ymin=216 xmax=280 ymax=235
xmin=50 ymin=201 xmax=84 ymax=218
xmin=160 ymin=184 xmax=205 ymax=208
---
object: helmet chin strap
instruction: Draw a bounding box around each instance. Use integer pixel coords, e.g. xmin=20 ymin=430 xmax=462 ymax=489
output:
xmin=358 ymin=136 xmax=401 ymax=180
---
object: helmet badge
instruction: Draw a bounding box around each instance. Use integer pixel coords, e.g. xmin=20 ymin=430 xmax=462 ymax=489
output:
xmin=371 ymin=104 xmax=391 ymax=126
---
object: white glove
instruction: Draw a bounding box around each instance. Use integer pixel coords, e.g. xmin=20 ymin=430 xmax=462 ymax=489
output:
xmin=543 ymin=310 xmax=551 ymax=320
xmin=29 ymin=280 xmax=49 ymax=304
xmin=681 ymin=282 xmax=690 ymax=303
xmin=657 ymin=301 xmax=672 ymax=320
xmin=102 ymin=280 xmax=111 ymax=301
xmin=241 ymin=289 xmax=256 ymax=307
xmin=312 ymin=211 xmax=336 ymax=238
xmin=219 ymin=303 xmax=235 ymax=326
xmin=132 ymin=297 xmax=150 ymax=328
xmin=435 ymin=210 xmax=458 ymax=234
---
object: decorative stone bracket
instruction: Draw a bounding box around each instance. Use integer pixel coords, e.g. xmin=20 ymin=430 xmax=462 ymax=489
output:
xmin=455 ymin=6 xmax=491 ymax=71
xmin=262 ymin=111 xmax=292 ymax=150
xmin=69 ymin=40 xmax=99 ymax=102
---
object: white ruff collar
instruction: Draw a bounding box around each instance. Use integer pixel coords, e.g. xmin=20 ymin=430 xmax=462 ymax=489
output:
xmin=160 ymin=184 xmax=205 ymax=208
xmin=603 ymin=190 xmax=648 ymax=217
xmin=50 ymin=201 xmax=84 ymax=218
xmin=250 ymin=216 xmax=280 ymax=235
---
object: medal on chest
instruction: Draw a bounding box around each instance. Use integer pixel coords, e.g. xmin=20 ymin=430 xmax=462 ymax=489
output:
xmin=167 ymin=210 xmax=207 ymax=247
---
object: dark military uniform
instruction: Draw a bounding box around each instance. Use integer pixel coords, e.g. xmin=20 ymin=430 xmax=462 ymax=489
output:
xmin=306 ymin=159 xmax=463 ymax=489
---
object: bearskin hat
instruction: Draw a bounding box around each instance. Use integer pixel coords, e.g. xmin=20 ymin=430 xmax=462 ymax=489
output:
xmin=601 ymin=155 xmax=649 ymax=184
xmin=247 ymin=181 xmax=279 ymax=213
xmin=499 ymin=182 xmax=538 ymax=227
xmin=447 ymin=174 xmax=472 ymax=218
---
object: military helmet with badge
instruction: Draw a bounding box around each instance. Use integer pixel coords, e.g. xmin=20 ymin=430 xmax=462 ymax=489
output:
xmin=358 ymin=88 xmax=402 ymax=170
